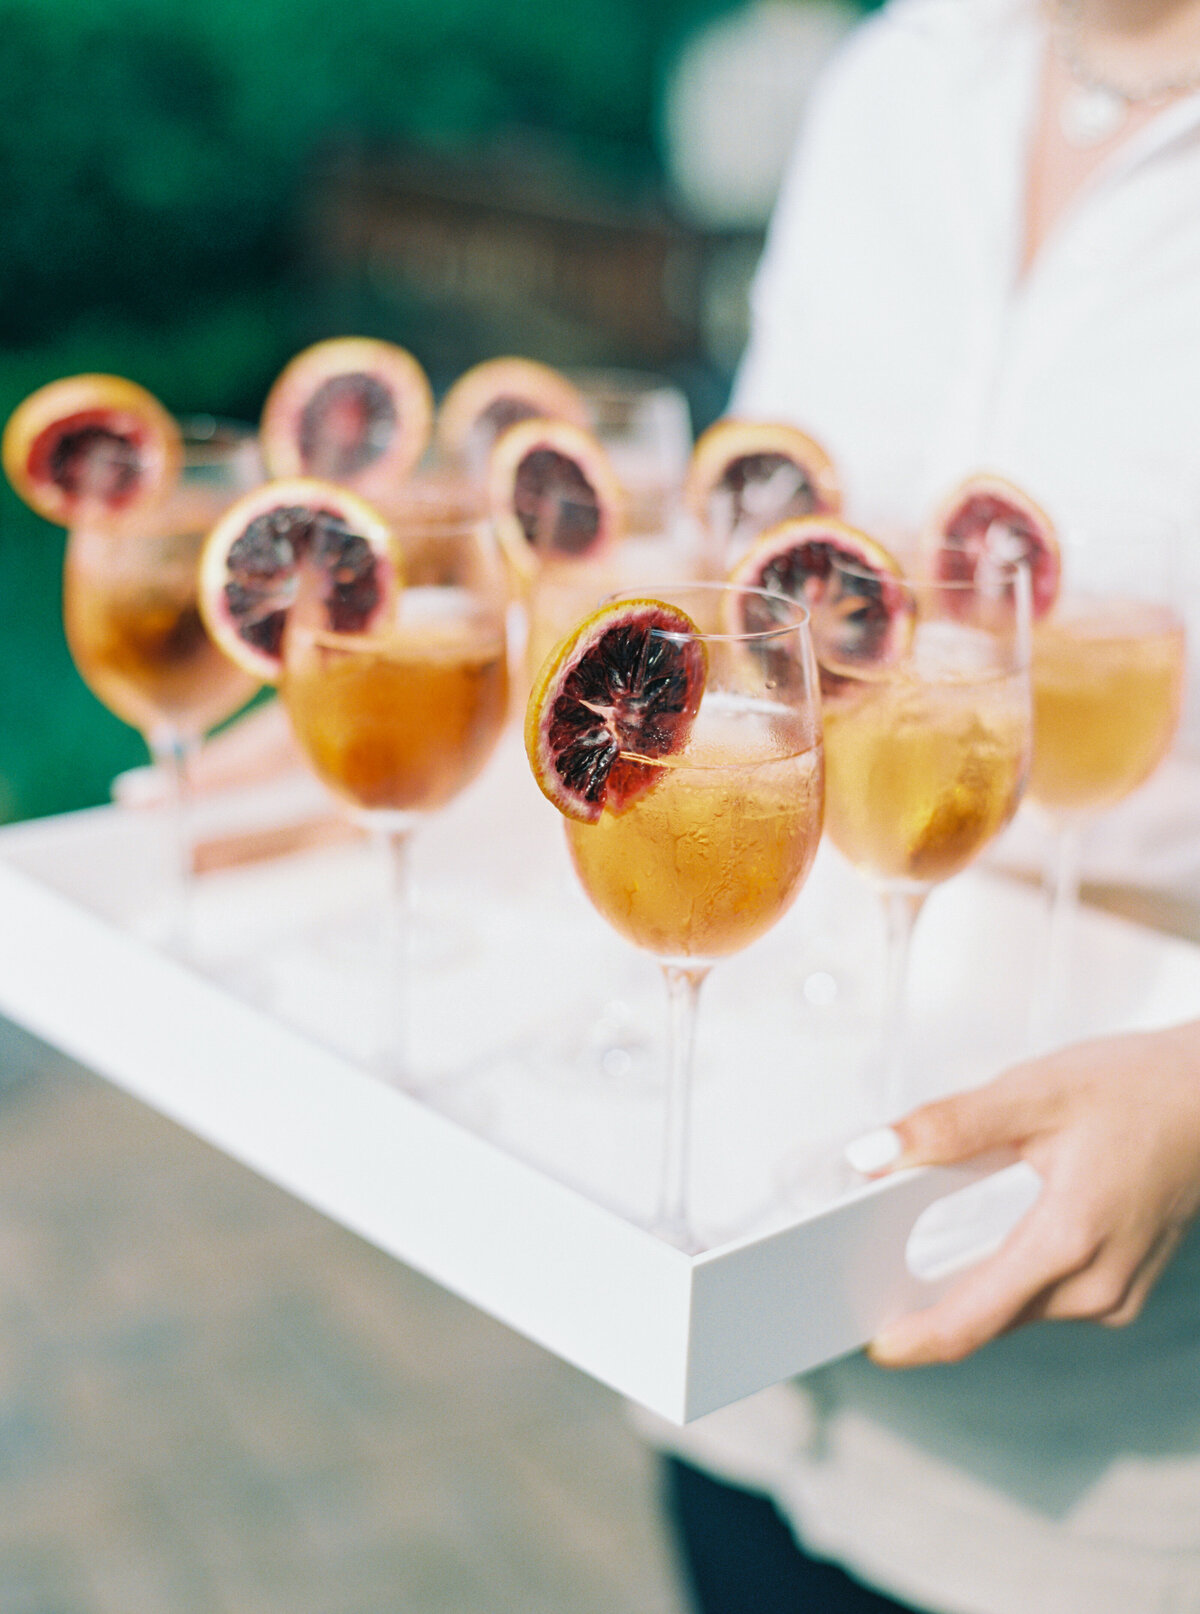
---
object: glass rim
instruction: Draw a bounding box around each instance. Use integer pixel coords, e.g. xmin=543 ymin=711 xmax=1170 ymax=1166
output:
xmin=177 ymin=414 xmax=255 ymax=443
xmin=383 ymin=474 xmax=489 ymax=536
xmin=831 ymin=554 xmax=1031 ymax=593
xmin=176 ymin=415 xmax=259 ymax=470
xmin=390 ymin=512 xmax=490 ymax=536
xmin=570 ymin=365 xmax=684 ymax=398
xmin=602 ymin=580 xmax=813 ymax=645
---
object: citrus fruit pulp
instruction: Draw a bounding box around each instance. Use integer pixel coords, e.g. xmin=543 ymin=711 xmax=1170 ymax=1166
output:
xmin=928 ymin=472 xmax=1060 ymax=619
xmin=726 ymin=515 xmax=911 ymax=692
xmin=525 ymin=599 xmax=706 ymax=823
xmin=3 ymin=374 xmax=182 ymax=527
xmin=685 ymin=419 xmax=840 ymax=555
xmin=199 ymin=478 xmax=398 ymax=684
xmin=436 ymin=356 xmax=590 ymax=476
xmin=488 ymin=416 xmax=625 ymax=583
xmin=259 ymin=338 xmax=434 ymax=498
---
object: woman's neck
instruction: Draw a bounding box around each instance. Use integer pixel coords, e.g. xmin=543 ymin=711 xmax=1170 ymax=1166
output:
xmin=1023 ymin=0 xmax=1200 ymax=274
xmin=1055 ymin=0 xmax=1200 ymax=83
xmin=1076 ymin=0 xmax=1197 ymax=23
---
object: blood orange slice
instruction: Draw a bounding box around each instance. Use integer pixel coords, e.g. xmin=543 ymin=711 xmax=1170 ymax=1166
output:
xmin=3 ymin=374 xmax=182 ymax=527
xmin=727 ymin=516 xmax=912 ymax=690
xmin=525 ymin=599 xmax=706 ymax=823
xmin=685 ymin=419 xmax=840 ymax=552
xmin=927 ymin=472 xmax=1060 ymax=619
xmin=199 ymin=478 xmax=398 ymax=684
xmin=436 ymin=357 xmax=590 ymax=475
xmin=259 ymin=338 xmax=434 ymax=498
xmin=488 ymin=417 xmax=625 ymax=582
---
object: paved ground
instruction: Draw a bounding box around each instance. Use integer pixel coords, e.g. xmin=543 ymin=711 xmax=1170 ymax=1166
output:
xmin=0 ymin=1016 xmax=688 ymax=1614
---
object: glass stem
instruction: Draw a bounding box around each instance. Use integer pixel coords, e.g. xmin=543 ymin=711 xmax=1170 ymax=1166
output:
xmin=657 ymin=962 xmax=711 ymax=1250
xmin=148 ymin=729 xmax=198 ymax=958
xmin=876 ymin=886 xmax=928 ymax=1121
xmin=374 ymin=824 xmax=413 ymax=1085
xmin=1032 ymin=819 xmax=1084 ymax=1049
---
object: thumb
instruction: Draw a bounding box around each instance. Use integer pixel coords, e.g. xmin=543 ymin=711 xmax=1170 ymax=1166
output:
xmin=846 ymin=1077 xmax=1035 ymax=1177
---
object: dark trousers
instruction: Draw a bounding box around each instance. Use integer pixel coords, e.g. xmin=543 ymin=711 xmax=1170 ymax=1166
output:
xmin=662 ymin=1457 xmax=922 ymax=1614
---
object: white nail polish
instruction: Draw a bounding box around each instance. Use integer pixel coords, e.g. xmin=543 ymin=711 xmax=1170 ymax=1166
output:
xmin=845 ymin=1126 xmax=904 ymax=1175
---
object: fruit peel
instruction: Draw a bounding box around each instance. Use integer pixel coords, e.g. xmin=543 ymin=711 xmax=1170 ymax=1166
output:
xmin=685 ymin=417 xmax=841 ymax=536
xmin=727 ymin=514 xmax=912 ymax=692
xmin=3 ymin=373 xmax=182 ymax=528
xmin=199 ymin=477 xmax=400 ymax=685
xmin=436 ymin=356 xmax=590 ymax=471
xmin=525 ymin=598 xmax=706 ymax=823
xmin=488 ymin=416 xmax=626 ymax=584
xmin=927 ymin=471 xmax=1060 ymax=621
xmin=260 ymin=337 xmax=434 ymax=500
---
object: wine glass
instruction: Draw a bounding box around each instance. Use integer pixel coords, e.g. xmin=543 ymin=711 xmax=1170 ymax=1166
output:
xmin=516 ymin=403 xmax=706 ymax=1072
xmin=1025 ymin=507 xmax=1186 ymax=1042
xmin=574 ymin=367 xmax=693 ymax=541
xmin=518 ymin=376 xmax=699 ymax=696
xmin=818 ymin=556 xmax=1033 ymax=1118
xmin=62 ymin=417 xmax=263 ymax=951
xmin=559 ymin=582 xmax=824 ymax=1249
xmin=279 ymin=501 xmax=510 ymax=1084
xmin=524 ymin=525 xmax=710 ymax=695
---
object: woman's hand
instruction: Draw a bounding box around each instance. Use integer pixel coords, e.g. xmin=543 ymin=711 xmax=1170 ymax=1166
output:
xmin=853 ymin=1020 xmax=1200 ymax=1368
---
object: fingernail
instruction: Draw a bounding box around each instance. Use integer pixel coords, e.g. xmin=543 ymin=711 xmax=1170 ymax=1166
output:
xmin=866 ymin=1327 xmax=912 ymax=1367
xmin=844 ymin=1126 xmax=904 ymax=1175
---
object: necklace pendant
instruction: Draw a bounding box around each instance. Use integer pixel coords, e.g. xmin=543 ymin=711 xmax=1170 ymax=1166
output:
xmin=1060 ymin=82 xmax=1128 ymax=147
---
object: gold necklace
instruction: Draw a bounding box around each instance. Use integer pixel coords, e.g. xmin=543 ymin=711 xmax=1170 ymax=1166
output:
xmin=1054 ymin=0 xmax=1200 ymax=147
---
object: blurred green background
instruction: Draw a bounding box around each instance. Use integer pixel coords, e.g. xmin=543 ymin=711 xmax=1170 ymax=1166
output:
xmin=0 ymin=0 xmax=875 ymax=822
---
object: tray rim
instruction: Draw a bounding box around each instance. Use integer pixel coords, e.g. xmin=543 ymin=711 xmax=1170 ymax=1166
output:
xmin=2 ymin=798 xmax=1198 ymax=1421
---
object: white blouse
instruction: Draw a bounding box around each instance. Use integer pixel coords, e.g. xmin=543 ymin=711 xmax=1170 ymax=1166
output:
xmin=656 ymin=4 xmax=1200 ymax=1611
xmin=735 ymin=0 xmax=1200 ymax=556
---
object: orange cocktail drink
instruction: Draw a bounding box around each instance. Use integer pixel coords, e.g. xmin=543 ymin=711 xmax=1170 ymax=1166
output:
xmin=279 ymin=499 xmax=510 ymax=1082
xmin=3 ymin=378 xmax=266 ymax=954
xmin=198 ymin=472 xmax=511 ymax=1078
xmin=1017 ymin=506 xmax=1187 ymax=1041
xmin=64 ymin=422 xmax=262 ymax=747
xmin=818 ymin=559 xmax=1032 ymax=1115
xmin=1029 ymin=599 xmax=1185 ymax=817
xmin=65 ymin=419 xmax=262 ymax=951
xmin=283 ymin=593 xmax=508 ymax=816
xmin=566 ymin=691 xmax=822 ymax=960
xmin=64 ymin=423 xmax=262 ymax=743
xmin=527 ymin=582 xmax=823 ymax=1248
xmin=66 ymin=500 xmax=259 ymax=748
xmin=822 ymin=625 xmax=1031 ymax=887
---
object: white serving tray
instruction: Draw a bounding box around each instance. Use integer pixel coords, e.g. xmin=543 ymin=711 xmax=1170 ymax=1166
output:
xmin=1 ymin=731 xmax=1197 ymax=1423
